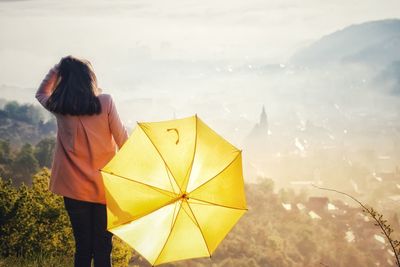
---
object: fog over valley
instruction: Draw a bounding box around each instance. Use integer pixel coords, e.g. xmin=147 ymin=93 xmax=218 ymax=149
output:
xmin=1 ymin=0 xmax=400 ymax=207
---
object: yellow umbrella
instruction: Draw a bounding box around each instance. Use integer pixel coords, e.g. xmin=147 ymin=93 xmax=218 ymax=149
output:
xmin=100 ymin=115 xmax=247 ymax=266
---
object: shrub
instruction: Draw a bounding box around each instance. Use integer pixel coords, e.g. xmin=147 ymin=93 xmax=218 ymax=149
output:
xmin=0 ymin=168 xmax=133 ymax=266
xmin=0 ymin=168 xmax=73 ymax=257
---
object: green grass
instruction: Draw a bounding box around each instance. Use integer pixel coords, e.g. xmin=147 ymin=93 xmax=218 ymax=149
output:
xmin=0 ymin=255 xmax=72 ymax=267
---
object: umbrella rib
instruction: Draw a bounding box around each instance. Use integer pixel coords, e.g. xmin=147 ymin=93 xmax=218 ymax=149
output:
xmin=181 ymin=114 xmax=198 ymax=192
xmin=153 ymin=201 xmax=183 ymax=265
xmin=100 ymin=170 xmax=177 ymax=199
xmin=188 ymin=151 xmax=241 ymax=195
xmin=184 ymin=200 xmax=212 ymax=256
xmin=165 ymin=165 xmax=178 ymax=195
xmin=188 ymin=197 xmax=248 ymax=211
xmin=170 ymin=200 xmax=179 ymax=231
xmin=138 ymin=124 xmax=182 ymax=194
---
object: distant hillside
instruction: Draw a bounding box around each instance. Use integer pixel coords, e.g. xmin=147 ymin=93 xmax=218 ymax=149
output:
xmin=0 ymin=99 xmax=56 ymax=148
xmin=290 ymin=19 xmax=400 ymax=67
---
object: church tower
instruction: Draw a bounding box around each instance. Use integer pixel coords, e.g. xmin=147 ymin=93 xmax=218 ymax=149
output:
xmin=259 ymin=105 xmax=268 ymax=131
xmin=247 ymin=105 xmax=269 ymax=139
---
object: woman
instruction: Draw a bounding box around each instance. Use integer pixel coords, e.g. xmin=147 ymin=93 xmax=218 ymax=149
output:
xmin=35 ymin=56 xmax=129 ymax=267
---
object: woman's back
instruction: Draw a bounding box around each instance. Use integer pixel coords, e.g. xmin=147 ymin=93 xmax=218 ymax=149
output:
xmin=51 ymin=94 xmax=128 ymax=204
xmin=36 ymin=59 xmax=128 ymax=204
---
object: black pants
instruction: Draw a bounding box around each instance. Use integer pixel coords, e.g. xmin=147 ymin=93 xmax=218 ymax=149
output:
xmin=64 ymin=197 xmax=113 ymax=267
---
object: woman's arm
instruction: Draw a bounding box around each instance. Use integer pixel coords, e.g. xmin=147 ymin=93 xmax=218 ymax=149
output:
xmin=108 ymin=95 xmax=129 ymax=149
xmin=35 ymin=64 xmax=60 ymax=109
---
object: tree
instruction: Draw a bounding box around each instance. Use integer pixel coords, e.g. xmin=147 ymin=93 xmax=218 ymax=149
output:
xmin=3 ymin=101 xmax=19 ymax=118
xmin=38 ymin=117 xmax=57 ymax=135
xmin=11 ymin=143 xmax=39 ymax=185
xmin=4 ymin=101 xmax=43 ymax=125
xmin=34 ymin=137 xmax=56 ymax=168
xmin=0 ymin=139 xmax=12 ymax=179
xmin=0 ymin=139 xmax=11 ymax=165
xmin=0 ymin=177 xmax=19 ymax=257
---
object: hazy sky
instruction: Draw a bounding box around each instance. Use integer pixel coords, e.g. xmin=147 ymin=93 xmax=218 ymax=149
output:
xmin=1 ymin=0 xmax=400 ymax=87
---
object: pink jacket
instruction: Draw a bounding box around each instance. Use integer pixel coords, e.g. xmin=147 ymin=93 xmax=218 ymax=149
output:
xmin=35 ymin=64 xmax=129 ymax=204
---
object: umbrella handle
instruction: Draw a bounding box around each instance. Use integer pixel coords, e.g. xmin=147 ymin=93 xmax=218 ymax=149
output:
xmin=167 ymin=128 xmax=179 ymax=144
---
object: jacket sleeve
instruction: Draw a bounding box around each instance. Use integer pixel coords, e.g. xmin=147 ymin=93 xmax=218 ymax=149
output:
xmin=35 ymin=64 xmax=60 ymax=109
xmin=108 ymin=95 xmax=129 ymax=149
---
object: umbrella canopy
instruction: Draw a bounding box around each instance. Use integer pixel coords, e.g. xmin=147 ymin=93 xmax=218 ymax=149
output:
xmin=100 ymin=115 xmax=247 ymax=266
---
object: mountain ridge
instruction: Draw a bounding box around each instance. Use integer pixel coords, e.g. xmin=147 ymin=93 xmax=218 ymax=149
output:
xmin=290 ymin=19 xmax=400 ymax=67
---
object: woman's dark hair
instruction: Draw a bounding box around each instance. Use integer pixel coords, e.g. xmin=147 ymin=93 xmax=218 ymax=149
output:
xmin=46 ymin=56 xmax=101 ymax=115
